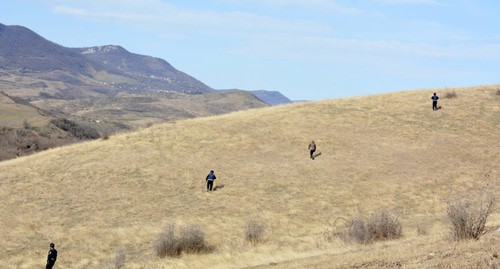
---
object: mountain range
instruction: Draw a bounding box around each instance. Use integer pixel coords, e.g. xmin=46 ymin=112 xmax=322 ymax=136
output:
xmin=0 ymin=22 xmax=290 ymax=160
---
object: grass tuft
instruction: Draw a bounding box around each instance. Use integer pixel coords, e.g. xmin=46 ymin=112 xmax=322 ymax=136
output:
xmin=245 ymin=219 xmax=265 ymax=244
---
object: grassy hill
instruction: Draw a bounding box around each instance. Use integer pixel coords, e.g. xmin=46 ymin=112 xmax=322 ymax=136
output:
xmin=0 ymin=85 xmax=498 ymax=268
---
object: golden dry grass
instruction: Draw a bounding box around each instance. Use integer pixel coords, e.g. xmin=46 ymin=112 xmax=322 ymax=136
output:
xmin=0 ymin=85 xmax=499 ymax=268
xmin=0 ymin=93 xmax=50 ymax=128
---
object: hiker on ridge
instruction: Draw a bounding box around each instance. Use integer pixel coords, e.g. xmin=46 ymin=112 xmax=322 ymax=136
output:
xmin=308 ymin=141 xmax=316 ymax=160
xmin=206 ymin=170 xmax=216 ymax=192
xmin=46 ymin=243 xmax=57 ymax=269
xmin=431 ymin=93 xmax=439 ymax=111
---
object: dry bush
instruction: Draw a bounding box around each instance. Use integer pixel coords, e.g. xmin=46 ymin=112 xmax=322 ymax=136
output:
xmin=178 ymin=224 xmax=206 ymax=253
xmin=345 ymin=209 xmax=402 ymax=244
xmin=345 ymin=216 xmax=370 ymax=244
xmin=154 ymin=223 xmax=207 ymax=258
xmin=154 ymin=224 xmax=181 ymax=258
xmin=245 ymin=219 xmax=265 ymax=244
xmin=445 ymin=91 xmax=458 ymax=98
xmin=447 ymin=195 xmax=494 ymax=240
xmin=496 ymin=89 xmax=500 ymax=95
xmin=113 ymin=248 xmax=126 ymax=269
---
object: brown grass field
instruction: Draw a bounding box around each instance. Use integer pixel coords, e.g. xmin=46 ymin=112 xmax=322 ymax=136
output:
xmin=0 ymin=85 xmax=499 ymax=268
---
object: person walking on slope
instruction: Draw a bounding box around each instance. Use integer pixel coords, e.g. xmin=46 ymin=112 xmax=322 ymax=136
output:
xmin=308 ymin=141 xmax=316 ymax=160
xmin=206 ymin=170 xmax=216 ymax=192
xmin=46 ymin=243 xmax=57 ymax=269
xmin=431 ymin=93 xmax=439 ymax=111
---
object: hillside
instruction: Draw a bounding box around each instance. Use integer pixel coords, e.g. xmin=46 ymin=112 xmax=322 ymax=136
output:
xmin=0 ymin=85 xmax=498 ymax=268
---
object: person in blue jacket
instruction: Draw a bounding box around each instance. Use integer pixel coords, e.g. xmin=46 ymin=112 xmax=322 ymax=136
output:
xmin=431 ymin=93 xmax=439 ymax=110
xmin=206 ymin=170 xmax=216 ymax=192
xmin=46 ymin=243 xmax=57 ymax=269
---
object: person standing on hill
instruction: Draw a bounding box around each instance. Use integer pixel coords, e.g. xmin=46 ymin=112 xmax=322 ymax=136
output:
xmin=46 ymin=243 xmax=57 ymax=269
xmin=206 ymin=170 xmax=216 ymax=192
xmin=431 ymin=93 xmax=439 ymax=111
xmin=308 ymin=141 xmax=316 ymax=160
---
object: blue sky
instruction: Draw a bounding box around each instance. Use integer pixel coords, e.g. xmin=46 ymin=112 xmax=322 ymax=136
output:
xmin=2 ymin=0 xmax=500 ymax=100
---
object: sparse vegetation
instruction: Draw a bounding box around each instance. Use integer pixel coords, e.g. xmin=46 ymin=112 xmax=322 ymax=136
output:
xmin=245 ymin=219 xmax=265 ymax=244
xmin=447 ymin=194 xmax=494 ymax=240
xmin=416 ymin=224 xmax=429 ymax=236
xmin=155 ymin=224 xmax=181 ymax=258
xmin=155 ymin=223 xmax=207 ymax=258
xmin=445 ymin=91 xmax=458 ymax=98
xmin=50 ymin=118 xmax=100 ymax=139
xmin=345 ymin=209 xmax=402 ymax=244
xmin=0 ymin=87 xmax=498 ymax=268
xmin=113 ymin=249 xmax=126 ymax=269
xmin=496 ymin=89 xmax=500 ymax=95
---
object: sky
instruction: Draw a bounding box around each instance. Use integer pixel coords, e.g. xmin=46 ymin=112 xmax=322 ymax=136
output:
xmin=1 ymin=0 xmax=500 ymax=100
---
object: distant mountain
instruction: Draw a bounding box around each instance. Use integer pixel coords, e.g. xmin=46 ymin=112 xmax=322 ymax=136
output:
xmin=0 ymin=23 xmax=95 ymax=76
xmin=250 ymin=90 xmax=292 ymax=105
xmin=73 ymin=45 xmax=213 ymax=94
xmin=0 ymin=22 xmax=269 ymax=158
xmin=0 ymin=23 xmax=213 ymax=97
xmin=220 ymin=89 xmax=292 ymax=105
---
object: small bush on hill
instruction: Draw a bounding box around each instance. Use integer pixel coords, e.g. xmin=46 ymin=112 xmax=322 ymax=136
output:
xmin=154 ymin=223 xmax=207 ymax=258
xmin=245 ymin=219 xmax=265 ymax=244
xmin=447 ymin=195 xmax=494 ymax=240
xmin=345 ymin=209 xmax=402 ymax=244
xmin=155 ymin=224 xmax=181 ymax=258
xmin=178 ymin=224 xmax=206 ymax=253
xmin=496 ymin=89 xmax=500 ymax=95
xmin=113 ymin=248 xmax=126 ymax=269
xmin=445 ymin=91 xmax=458 ymax=98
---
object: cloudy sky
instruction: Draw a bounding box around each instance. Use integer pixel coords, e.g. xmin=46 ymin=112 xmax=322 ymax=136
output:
xmin=2 ymin=0 xmax=500 ymax=100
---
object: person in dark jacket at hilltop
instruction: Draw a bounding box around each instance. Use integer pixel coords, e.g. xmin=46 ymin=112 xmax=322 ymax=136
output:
xmin=431 ymin=92 xmax=439 ymax=111
xmin=308 ymin=141 xmax=317 ymax=160
xmin=46 ymin=243 xmax=57 ymax=269
xmin=206 ymin=170 xmax=216 ymax=192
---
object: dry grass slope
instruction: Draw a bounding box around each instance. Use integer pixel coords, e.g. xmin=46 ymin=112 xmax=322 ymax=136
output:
xmin=0 ymin=85 xmax=499 ymax=268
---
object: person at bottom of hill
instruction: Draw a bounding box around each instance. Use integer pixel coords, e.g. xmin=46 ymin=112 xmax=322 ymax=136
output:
xmin=46 ymin=243 xmax=57 ymax=269
xmin=308 ymin=141 xmax=316 ymax=160
xmin=431 ymin=93 xmax=439 ymax=111
xmin=206 ymin=170 xmax=216 ymax=192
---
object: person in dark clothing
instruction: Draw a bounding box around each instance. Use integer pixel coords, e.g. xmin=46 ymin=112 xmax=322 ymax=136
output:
xmin=46 ymin=243 xmax=57 ymax=269
xmin=206 ymin=170 xmax=216 ymax=192
xmin=431 ymin=93 xmax=439 ymax=110
xmin=308 ymin=141 xmax=316 ymax=160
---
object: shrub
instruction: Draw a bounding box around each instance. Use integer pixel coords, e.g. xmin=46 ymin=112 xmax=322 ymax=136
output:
xmin=154 ymin=224 xmax=181 ymax=258
xmin=178 ymin=224 xmax=206 ymax=253
xmin=245 ymin=219 xmax=265 ymax=244
xmin=345 ymin=209 xmax=402 ymax=244
xmin=496 ymin=89 xmax=500 ymax=96
xmin=368 ymin=210 xmax=403 ymax=241
xmin=345 ymin=216 xmax=370 ymax=244
xmin=50 ymin=118 xmax=100 ymax=139
xmin=444 ymin=91 xmax=457 ymax=98
xmin=113 ymin=249 xmax=126 ymax=269
xmin=154 ymin=223 xmax=207 ymax=258
xmin=447 ymin=195 xmax=494 ymax=240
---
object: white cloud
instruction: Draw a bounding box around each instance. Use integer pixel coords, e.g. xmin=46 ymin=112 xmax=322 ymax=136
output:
xmin=45 ymin=0 xmax=500 ymax=63
xmin=51 ymin=0 xmax=332 ymax=36
xmin=217 ymin=0 xmax=376 ymax=15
